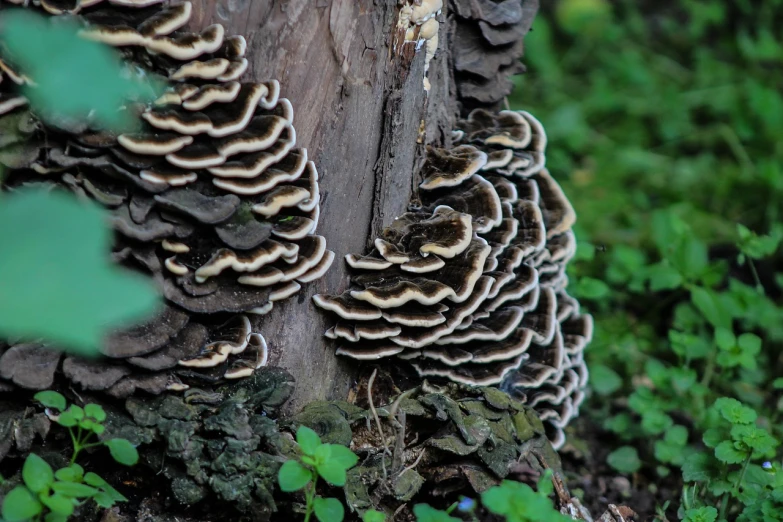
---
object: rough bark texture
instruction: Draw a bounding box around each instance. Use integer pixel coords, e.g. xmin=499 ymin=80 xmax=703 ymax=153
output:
xmin=185 ymin=0 xmax=539 ymax=412
xmin=187 ymin=0 xmax=456 ymax=412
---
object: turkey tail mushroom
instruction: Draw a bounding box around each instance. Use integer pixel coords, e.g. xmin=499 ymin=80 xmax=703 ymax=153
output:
xmin=0 ymin=0 xmax=333 ymax=394
xmin=315 ymin=109 xmax=591 ymax=450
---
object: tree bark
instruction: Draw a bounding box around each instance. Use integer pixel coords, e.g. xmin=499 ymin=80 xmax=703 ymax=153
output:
xmin=188 ymin=0 xmax=457 ymax=412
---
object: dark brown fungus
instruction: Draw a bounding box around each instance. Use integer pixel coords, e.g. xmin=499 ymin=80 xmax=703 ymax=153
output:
xmin=0 ymin=0 xmax=333 ymax=395
xmin=450 ymin=0 xmax=538 ymax=110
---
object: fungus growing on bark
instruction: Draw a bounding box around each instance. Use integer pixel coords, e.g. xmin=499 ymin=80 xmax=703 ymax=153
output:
xmin=315 ymin=109 xmax=591 ymax=448
xmin=0 ymin=0 xmax=333 ymax=394
xmin=450 ymin=0 xmax=539 ymax=110
xmin=397 ymin=0 xmax=443 ymax=90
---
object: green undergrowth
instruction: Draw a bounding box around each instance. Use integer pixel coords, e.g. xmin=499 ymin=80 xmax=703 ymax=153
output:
xmin=511 ymin=0 xmax=783 ymax=519
xmin=1 ymin=392 xmax=138 ymax=522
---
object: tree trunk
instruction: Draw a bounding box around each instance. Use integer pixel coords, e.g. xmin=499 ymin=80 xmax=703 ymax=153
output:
xmin=184 ymin=0 xmax=456 ymax=412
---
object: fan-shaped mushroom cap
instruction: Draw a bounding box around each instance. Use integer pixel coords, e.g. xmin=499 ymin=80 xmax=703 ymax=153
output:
xmin=0 ymin=0 xmax=333 ymax=395
xmin=419 ymin=145 xmax=487 ymax=190
xmin=451 ymin=0 xmax=536 ymax=108
xmin=314 ymin=108 xmax=589 ymax=450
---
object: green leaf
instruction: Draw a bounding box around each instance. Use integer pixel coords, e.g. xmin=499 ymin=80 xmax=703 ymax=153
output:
xmin=104 ymin=438 xmax=139 ymax=466
xmin=296 ymin=426 xmax=322 ymax=456
xmin=412 ymin=504 xmax=461 ymax=522
xmin=714 ymin=397 xmax=757 ymax=424
xmin=682 ymin=452 xmax=716 ymax=483
xmin=0 ymin=10 xmax=161 ymax=131
xmin=314 ymin=496 xmax=344 ymax=522
xmin=641 ymin=409 xmax=673 ymax=435
xmin=1 ymin=486 xmax=43 ymax=522
xmin=363 ymin=509 xmax=386 ymax=522
xmin=702 ymin=428 xmax=725 ymax=449
xmin=646 ymin=262 xmax=683 ymax=291
xmin=317 ymin=461 xmax=347 ymax=487
xmin=22 ymin=454 xmax=54 ymax=494
xmin=0 ymin=190 xmax=160 ymax=355
xmin=277 ymin=460 xmax=311 ymax=492
xmin=730 ymin=425 xmax=778 ymax=455
xmin=737 ymin=333 xmax=762 ymax=355
xmin=573 ymin=276 xmax=610 ymax=299
xmin=84 ymin=404 xmax=106 ymax=422
xmin=714 ymin=328 xmax=735 ymax=351
xmin=44 ymin=513 xmax=69 ymax=522
xmin=322 ymin=444 xmax=359 ymax=471
xmin=714 ymin=441 xmax=747 ymax=464
xmin=33 ymin=391 xmax=66 ymax=411
xmin=54 ymin=464 xmax=84 ymax=483
xmin=664 ymin=425 xmax=688 ymax=446
xmin=39 ymin=493 xmax=75 ymax=517
xmin=67 ymin=405 xmax=84 ymax=421
xmin=56 ymin=410 xmax=78 ymax=428
xmin=690 ymin=287 xmax=731 ymax=329
xmin=683 ymin=506 xmax=718 ymax=522
xmin=83 ymin=473 xmax=126 ymax=502
xmin=50 ymin=481 xmax=99 ymax=497
xmin=590 ymin=364 xmax=622 ymax=395
xmin=607 ymin=446 xmax=641 ymax=474
xmin=93 ymin=492 xmax=117 ymax=509
xmin=536 ymin=469 xmax=555 ymax=496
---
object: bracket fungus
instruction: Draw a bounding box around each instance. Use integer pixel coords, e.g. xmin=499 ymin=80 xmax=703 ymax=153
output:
xmin=397 ymin=0 xmax=443 ymax=90
xmin=315 ymin=109 xmax=591 ymax=449
xmin=450 ymin=0 xmax=539 ymax=109
xmin=0 ymin=0 xmax=333 ymax=395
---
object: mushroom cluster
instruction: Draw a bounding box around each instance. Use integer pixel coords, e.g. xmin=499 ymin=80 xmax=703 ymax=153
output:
xmin=450 ymin=0 xmax=538 ymax=109
xmin=396 ymin=0 xmax=443 ymax=90
xmin=0 ymin=0 xmax=333 ymax=395
xmin=314 ymin=109 xmax=591 ymax=448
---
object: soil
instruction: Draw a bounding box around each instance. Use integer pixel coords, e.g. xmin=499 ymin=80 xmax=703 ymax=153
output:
xmin=559 ymin=410 xmax=681 ymax=521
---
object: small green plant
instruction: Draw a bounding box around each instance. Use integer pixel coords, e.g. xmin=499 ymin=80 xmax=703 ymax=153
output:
xmin=277 ymin=426 xmax=359 ymax=522
xmin=0 ymin=391 xmax=138 ymax=521
xmin=677 ymin=398 xmax=780 ymax=521
xmin=480 ymin=472 xmax=572 ymax=522
xmin=413 ymin=472 xmax=570 ymax=522
xmin=33 ymin=391 xmax=139 ymax=466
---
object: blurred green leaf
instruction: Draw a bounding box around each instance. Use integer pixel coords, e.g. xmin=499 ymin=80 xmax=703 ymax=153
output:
xmin=607 ymin=446 xmax=641 ymax=474
xmin=0 ymin=190 xmax=160 ymax=355
xmin=0 ymin=9 xmax=161 ymax=131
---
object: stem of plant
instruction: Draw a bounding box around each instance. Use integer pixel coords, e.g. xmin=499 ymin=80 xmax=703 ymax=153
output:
xmin=69 ymin=429 xmax=81 ymax=464
xmin=718 ymin=453 xmax=752 ymax=520
xmin=303 ymin=470 xmax=317 ymax=522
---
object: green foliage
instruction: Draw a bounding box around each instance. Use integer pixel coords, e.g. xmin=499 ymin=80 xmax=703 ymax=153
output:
xmin=362 ymin=509 xmax=386 ymax=522
xmin=276 ymin=426 xmax=359 ymax=522
xmin=511 ymin=0 xmax=783 ymax=518
xmin=1 ymin=454 xmax=127 ymax=521
xmin=0 ymin=9 xmax=161 ymax=131
xmin=413 ymin=504 xmax=460 ymax=522
xmin=0 ymin=190 xmax=159 ymax=356
xmin=607 ymin=446 xmax=642 ymax=474
xmin=413 ymin=472 xmax=569 ymax=522
xmin=33 ymin=391 xmax=138 ymax=466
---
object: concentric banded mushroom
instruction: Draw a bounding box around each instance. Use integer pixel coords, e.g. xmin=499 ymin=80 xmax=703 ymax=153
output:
xmin=450 ymin=0 xmax=539 ymax=109
xmin=0 ymin=0 xmax=333 ymax=395
xmin=314 ymin=109 xmax=591 ymax=448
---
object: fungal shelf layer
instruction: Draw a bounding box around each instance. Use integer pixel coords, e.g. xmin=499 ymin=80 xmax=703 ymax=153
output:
xmin=0 ymin=0 xmax=334 ymax=395
xmin=314 ymin=109 xmax=592 ymax=449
